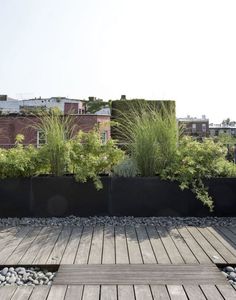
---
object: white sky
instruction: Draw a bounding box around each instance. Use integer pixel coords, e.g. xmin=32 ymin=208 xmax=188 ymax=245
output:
xmin=0 ymin=0 xmax=236 ymax=123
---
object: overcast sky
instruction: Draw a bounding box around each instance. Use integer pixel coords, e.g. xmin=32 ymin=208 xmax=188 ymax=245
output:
xmin=0 ymin=0 xmax=236 ymax=123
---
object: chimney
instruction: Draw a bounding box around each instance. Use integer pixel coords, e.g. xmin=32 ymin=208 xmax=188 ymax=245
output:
xmin=88 ymin=96 xmax=96 ymax=101
xmin=0 ymin=95 xmax=7 ymax=101
xmin=120 ymin=95 xmax=126 ymax=100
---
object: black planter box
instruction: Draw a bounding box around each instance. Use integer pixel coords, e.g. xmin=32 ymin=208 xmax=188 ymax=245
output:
xmin=0 ymin=176 xmax=236 ymax=217
xmin=111 ymin=177 xmax=236 ymax=217
xmin=207 ymin=178 xmax=236 ymax=217
xmin=31 ymin=176 xmax=110 ymax=217
xmin=110 ymin=177 xmax=211 ymax=217
xmin=0 ymin=178 xmax=31 ymax=217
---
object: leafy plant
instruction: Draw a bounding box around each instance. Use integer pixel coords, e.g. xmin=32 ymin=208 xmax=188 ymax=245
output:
xmin=116 ymin=101 xmax=179 ymax=176
xmin=113 ymin=157 xmax=139 ymax=177
xmin=161 ymin=137 xmax=236 ymax=211
xmin=69 ymin=130 xmax=124 ymax=189
xmin=0 ymin=135 xmax=39 ymax=179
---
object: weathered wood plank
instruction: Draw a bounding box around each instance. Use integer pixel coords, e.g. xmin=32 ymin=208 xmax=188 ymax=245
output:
xmin=64 ymin=285 xmax=83 ymax=300
xmin=102 ymin=226 xmax=115 ymax=264
xmin=156 ymin=227 xmax=184 ymax=264
xmin=183 ymin=285 xmax=206 ymax=300
xmin=167 ymin=285 xmax=188 ymax=300
xmin=216 ymin=284 xmax=236 ymax=300
xmin=61 ymin=227 xmax=83 ymax=264
xmin=214 ymin=227 xmax=236 ymax=247
xmin=178 ymin=227 xmax=211 ymax=264
xmin=100 ymin=285 xmax=117 ymax=300
xmin=136 ymin=226 xmax=156 ymax=264
xmin=82 ymin=285 xmax=100 ymax=300
xmin=5 ymin=227 xmax=42 ymax=265
xmin=200 ymin=285 xmax=224 ymax=300
xmin=89 ymin=226 xmax=104 ymax=264
xmin=187 ymin=227 xmax=225 ymax=264
xmin=151 ymin=285 xmax=170 ymax=299
xmin=46 ymin=285 xmax=67 ymax=300
xmin=0 ymin=286 xmax=17 ymax=300
xmin=47 ymin=227 xmax=72 ymax=264
xmin=0 ymin=227 xmax=19 ymax=250
xmin=146 ymin=226 xmax=171 ymax=264
xmin=118 ymin=286 xmax=135 ymax=300
xmin=55 ymin=264 xmax=226 ymax=285
xmin=74 ymin=226 xmax=93 ymax=264
xmin=197 ymin=227 xmax=236 ymax=263
xmin=10 ymin=286 xmax=33 ymax=300
xmin=115 ymin=226 xmax=129 ymax=264
xmin=126 ymin=226 xmax=143 ymax=264
xmin=33 ymin=227 xmax=62 ymax=264
xmin=168 ymin=228 xmax=198 ymax=264
xmin=19 ymin=227 xmax=53 ymax=264
xmin=0 ymin=227 xmax=31 ymax=264
xmin=134 ymin=285 xmax=153 ymax=300
xmin=28 ymin=286 xmax=50 ymax=300
xmin=208 ymin=227 xmax=236 ymax=257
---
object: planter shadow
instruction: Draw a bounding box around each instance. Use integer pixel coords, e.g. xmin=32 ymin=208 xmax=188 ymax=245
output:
xmin=30 ymin=176 xmax=110 ymax=217
xmin=0 ymin=178 xmax=31 ymax=217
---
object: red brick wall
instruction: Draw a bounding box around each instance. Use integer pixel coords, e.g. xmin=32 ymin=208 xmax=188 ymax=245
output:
xmin=0 ymin=115 xmax=111 ymax=147
xmin=64 ymin=103 xmax=78 ymax=114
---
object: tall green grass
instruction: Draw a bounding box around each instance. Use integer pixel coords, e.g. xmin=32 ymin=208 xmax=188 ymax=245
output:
xmin=117 ymin=102 xmax=179 ymax=176
xmin=32 ymin=108 xmax=76 ymax=176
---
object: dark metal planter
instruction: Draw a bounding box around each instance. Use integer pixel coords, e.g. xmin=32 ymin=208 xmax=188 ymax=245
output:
xmin=110 ymin=177 xmax=209 ymax=217
xmin=31 ymin=176 xmax=110 ymax=217
xmin=110 ymin=177 xmax=236 ymax=217
xmin=0 ymin=176 xmax=235 ymax=217
xmin=0 ymin=178 xmax=31 ymax=217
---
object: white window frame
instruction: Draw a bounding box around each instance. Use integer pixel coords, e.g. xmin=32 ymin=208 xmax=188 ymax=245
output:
xmin=37 ymin=130 xmax=46 ymax=148
xmin=101 ymin=131 xmax=108 ymax=144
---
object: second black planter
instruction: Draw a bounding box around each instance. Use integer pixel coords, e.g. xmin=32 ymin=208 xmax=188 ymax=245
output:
xmin=110 ymin=177 xmax=211 ymax=217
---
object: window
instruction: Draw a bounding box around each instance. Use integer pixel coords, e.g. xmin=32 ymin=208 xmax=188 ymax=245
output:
xmin=192 ymin=123 xmax=196 ymax=133
xmin=100 ymin=131 xmax=108 ymax=144
xmin=202 ymin=123 xmax=206 ymax=132
xmin=37 ymin=130 xmax=46 ymax=147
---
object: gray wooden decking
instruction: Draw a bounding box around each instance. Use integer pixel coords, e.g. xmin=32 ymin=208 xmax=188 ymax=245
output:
xmin=0 ymin=225 xmax=236 ymax=299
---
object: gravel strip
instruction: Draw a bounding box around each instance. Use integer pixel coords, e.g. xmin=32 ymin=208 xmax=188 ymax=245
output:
xmin=0 ymin=267 xmax=56 ymax=287
xmin=221 ymin=266 xmax=236 ymax=285
xmin=0 ymin=216 xmax=236 ymax=227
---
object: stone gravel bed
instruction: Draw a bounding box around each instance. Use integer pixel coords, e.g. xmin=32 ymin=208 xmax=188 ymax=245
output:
xmin=221 ymin=266 xmax=236 ymax=285
xmin=0 ymin=267 xmax=56 ymax=287
xmin=0 ymin=216 xmax=236 ymax=227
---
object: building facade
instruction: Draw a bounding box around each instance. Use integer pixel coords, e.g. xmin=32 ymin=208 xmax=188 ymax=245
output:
xmin=209 ymin=124 xmax=236 ymax=138
xmin=0 ymin=114 xmax=110 ymax=148
xmin=178 ymin=116 xmax=209 ymax=137
xmin=0 ymin=96 xmax=86 ymax=115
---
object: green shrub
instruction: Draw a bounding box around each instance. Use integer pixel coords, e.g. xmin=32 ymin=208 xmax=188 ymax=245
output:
xmin=113 ymin=157 xmax=139 ymax=177
xmin=0 ymin=135 xmax=39 ymax=179
xmin=69 ymin=130 xmax=124 ymax=189
xmin=161 ymin=137 xmax=236 ymax=211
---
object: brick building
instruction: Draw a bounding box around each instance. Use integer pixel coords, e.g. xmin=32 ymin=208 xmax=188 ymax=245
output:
xmin=0 ymin=96 xmax=86 ymax=115
xmin=0 ymin=114 xmax=110 ymax=148
xmin=209 ymin=124 xmax=236 ymax=138
xmin=178 ymin=116 xmax=209 ymax=137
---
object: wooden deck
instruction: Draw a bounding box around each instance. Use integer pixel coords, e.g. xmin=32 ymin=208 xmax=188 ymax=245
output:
xmin=0 ymin=225 xmax=236 ymax=299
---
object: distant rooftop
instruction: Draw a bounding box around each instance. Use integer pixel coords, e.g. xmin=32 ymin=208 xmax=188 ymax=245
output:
xmin=178 ymin=115 xmax=208 ymax=122
xmin=209 ymin=123 xmax=236 ymax=129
